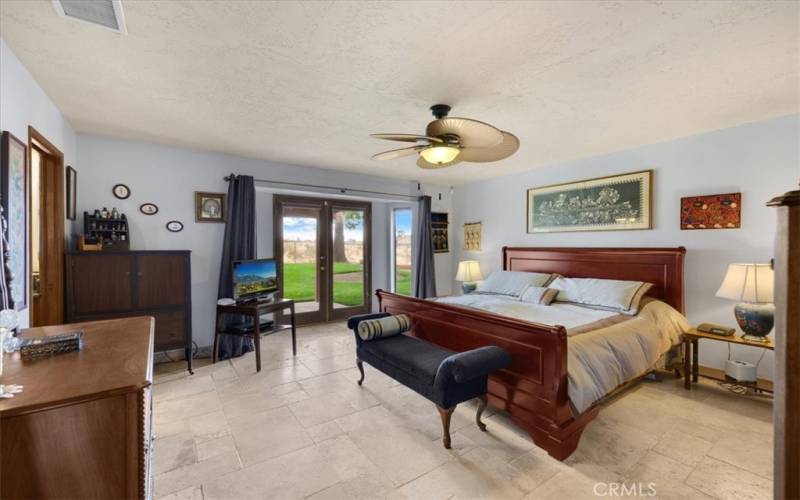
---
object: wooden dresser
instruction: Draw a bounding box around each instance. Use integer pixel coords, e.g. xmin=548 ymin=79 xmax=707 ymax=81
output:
xmin=66 ymin=250 xmax=192 ymax=372
xmin=0 ymin=317 xmax=154 ymax=499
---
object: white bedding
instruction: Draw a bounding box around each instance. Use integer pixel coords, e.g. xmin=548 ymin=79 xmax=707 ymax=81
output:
xmin=434 ymin=293 xmax=689 ymax=413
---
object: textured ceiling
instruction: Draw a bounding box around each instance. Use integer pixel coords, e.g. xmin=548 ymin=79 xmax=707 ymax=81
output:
xmin=1 ymin=1 xmax=798 ymax=185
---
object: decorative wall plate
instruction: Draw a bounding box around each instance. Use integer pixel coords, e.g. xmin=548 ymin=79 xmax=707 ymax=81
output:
xmin=140 ymin=203 xmax=159 ymax=215
xmin=112 ymin=183 xmax=130 ymax=199
xmin=166 ymin=220 xmax=184 ymax=232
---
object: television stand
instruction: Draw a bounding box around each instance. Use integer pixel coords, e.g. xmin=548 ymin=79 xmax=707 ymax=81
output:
xmin=212 ymin=298 xmax=296 ymax=372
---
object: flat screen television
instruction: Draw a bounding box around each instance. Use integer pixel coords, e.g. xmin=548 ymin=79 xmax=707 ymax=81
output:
xmin=233 ymin=258 xmax=278 ymax=302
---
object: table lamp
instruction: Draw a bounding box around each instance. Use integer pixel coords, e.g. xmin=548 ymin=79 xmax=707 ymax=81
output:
xmin=456 ymin=260 xmax=483 ymax=294
xmin=715 ymin=263 xmax=775 ymax=342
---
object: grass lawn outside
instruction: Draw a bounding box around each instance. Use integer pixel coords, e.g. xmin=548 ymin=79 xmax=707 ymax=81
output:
xmin=283 ymin=262 xmax=411 ymax=306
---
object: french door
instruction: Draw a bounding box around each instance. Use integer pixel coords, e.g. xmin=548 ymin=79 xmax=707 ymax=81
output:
xmin=274 ymin=195 xmax=372 ymax=324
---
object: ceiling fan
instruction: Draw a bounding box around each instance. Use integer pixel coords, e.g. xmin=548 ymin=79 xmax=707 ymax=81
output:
xmin=370 ymin=104 xmax=520 ymax=169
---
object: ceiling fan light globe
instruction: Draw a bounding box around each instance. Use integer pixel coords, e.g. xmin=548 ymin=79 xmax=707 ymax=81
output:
xmin=420 ymin=145 xmax=460 ymax=165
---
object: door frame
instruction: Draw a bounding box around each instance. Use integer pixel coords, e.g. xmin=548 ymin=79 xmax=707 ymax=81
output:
xmin=273 ymin=194 xmax=372 ymax=324
xmin=28 ymin=126 xmax=65 ymax=326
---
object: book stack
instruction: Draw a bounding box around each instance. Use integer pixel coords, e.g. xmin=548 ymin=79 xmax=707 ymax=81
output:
xmin=20 ymin=331 xmax=84 ymax=361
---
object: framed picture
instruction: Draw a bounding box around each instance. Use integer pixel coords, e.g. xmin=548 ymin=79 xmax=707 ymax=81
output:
xmin=527 ymin=170 xmax=652 ymax=233
xmin=112 ymin=183 xmax=130 ymax=199
xmin=464 ymin=221 xmax=481 ymax=251
xmin=431 ymin=212 xmax=449 ymax=253
xmin=66 ymin=166 xmax=77 ymax=220
xmin=1 ymin=131 xmax=28 ymax=310
xmin=140 ymin=203 xmax=159 ymax=215
xmin=195 ymin=191 xmax=226 ymax=223
xmin=166 ymin=220 xmax=184 ymax=232
xmin=681 ymin=192 xmax=741 ymax=230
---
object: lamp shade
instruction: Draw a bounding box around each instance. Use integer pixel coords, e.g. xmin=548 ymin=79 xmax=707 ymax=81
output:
xmin=455 ymin=260 xmax=483 ymax=282
xmin=716 ymin=263 xmax=774 ymax=303
xmin=420 ymin=145 xmax=460 ymax=165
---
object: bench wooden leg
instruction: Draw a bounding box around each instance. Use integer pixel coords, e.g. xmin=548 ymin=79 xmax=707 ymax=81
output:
xmin=356 ymin=359 xmax=365 ymax=386
xmin=437 ymin=405 xmax=455 ymax=449
xmin=476 ymin=395 xmax=488 ymax=432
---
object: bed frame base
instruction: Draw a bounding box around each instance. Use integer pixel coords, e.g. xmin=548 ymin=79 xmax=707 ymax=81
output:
xmin=377 ymin=246 xmax=686 ymax=461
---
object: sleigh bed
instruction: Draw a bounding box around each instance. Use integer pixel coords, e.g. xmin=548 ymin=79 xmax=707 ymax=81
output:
xmin=376 ymin=246 xmax=686 ymax=460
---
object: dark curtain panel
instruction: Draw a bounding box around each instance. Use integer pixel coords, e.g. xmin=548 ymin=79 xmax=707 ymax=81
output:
xmin=217 ymin=174 xmax=257 ymax=359
xmin=413 ymin=195 xmax=437 ymax=298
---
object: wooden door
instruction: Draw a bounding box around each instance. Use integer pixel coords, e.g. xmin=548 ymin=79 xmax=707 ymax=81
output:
xmin=274 ymin=195 xmax=372 ymax=324
xmin=135 ymin=253 xmax=187 ymax=309
xmin=68 ymin=254 xmax=133 ymax=316
xmin=274 ymin=196 xmax=327 ymax=324
xmin=328 ymin=200 xmax=372 ymax=321
xmin=28 ymin=127 xmax=64 ymax=326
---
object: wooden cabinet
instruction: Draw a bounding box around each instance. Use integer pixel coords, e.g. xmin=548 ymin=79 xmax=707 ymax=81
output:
xmin=66 ymin=250 xmax=192 ymax=371
xmin=0 ymin=317 xmax=154 ymax=499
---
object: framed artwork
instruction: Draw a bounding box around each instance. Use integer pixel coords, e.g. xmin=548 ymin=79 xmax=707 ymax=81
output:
xmin=66 ymin=166 xmax=77 ymax=220
xmin=112 ymin=183 xmax=130 ymax=199
xmin=527 ymin=170 xmax=652 ymax=233
xmin=463 ymin=221 xmax=481 ymax=251
xmin=166 ymin=220 xmax=184 ymax=232
xmin=140 ymin=203 xmax=159 ymax=215
xmin=1 ymin=131 xmax=28 ymax=310
xmin=431 ymin=212 xmax=449 ymax=253
xmin=680 ymin=192 xmax=741 ymax=230
xmin=195 ymin=191 xmax=226 ymax=223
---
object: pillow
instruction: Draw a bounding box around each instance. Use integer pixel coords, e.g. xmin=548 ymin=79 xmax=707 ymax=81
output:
xmin=518 ymin=286 xmax=559 ymax=305
xmin=357 ymin=314 xmax=411 ymax=341
xmin=550 ymin=277 xmax=654 ymax=315
xmin=476 ymin=271 xmax=554 ymax=297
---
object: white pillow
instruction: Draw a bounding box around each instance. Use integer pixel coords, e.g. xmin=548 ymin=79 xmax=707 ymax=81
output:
xmin=550 ymin=277 xmax=653 ymax=315
xmin=476 ymin=271 xmax=554 ymax=297
xmin=519 ymin=286 xmax=559 ymax=305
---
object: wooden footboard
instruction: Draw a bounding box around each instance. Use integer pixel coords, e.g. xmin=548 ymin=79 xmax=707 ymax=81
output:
xmin=377 ymin=290 xmax=597 ymax=460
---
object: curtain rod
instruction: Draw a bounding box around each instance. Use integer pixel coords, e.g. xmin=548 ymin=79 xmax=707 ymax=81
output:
xmin=224 ymin=175 xmax=421 ymax=201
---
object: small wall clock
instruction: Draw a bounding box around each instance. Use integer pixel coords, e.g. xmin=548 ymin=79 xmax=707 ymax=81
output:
xmin=166 ymin=220 xmax=184 ymax=232
xmin=112 ymin=183 xmax=130 ymax=199
xmin=140 ymin=203 xmax=159 ymax=215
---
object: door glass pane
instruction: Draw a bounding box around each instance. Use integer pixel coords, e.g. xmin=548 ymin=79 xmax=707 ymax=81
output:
xmin=393 ymin=208 xmax=412 ymax=296
xmin=332 ymin=208 xmax=366 ymax=308
xmin=282 ymin=207 xmax=321 ymax=315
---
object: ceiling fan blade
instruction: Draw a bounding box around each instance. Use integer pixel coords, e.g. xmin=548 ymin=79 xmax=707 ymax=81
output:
xmin=458 ymin=131 xmax=520 ymax=163
xmin=416 ymin=156 xmax=461 ymax=170
xmin=426 ymin=118 xmax=503 ymax=149
xmin=371 ymin=145 xmax=425 ymax=161
xmin=371 ymin=133 xmax=443 ymax=143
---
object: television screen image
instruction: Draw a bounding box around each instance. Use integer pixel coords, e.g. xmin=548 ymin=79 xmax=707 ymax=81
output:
xmin=233 ymin=259 xmax=278 ymax=301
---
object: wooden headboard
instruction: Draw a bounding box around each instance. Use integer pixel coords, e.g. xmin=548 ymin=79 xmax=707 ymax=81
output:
xmin=503 ymin=247 xmax=686 ymax=313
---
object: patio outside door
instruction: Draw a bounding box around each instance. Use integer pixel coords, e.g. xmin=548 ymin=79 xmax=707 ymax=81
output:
xmin=274 ymin=195 xmax=372 ymax=324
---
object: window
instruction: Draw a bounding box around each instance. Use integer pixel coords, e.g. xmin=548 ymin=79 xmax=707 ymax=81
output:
xmin=392 ymin=208 xmax=412 ymax=295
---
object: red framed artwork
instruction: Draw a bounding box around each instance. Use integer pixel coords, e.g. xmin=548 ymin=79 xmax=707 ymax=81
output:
xmin=680 ymin=192 xmax=741 ymax=230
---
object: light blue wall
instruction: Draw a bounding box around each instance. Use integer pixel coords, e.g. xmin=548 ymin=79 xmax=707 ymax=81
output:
xmin=75 ymin=134 xmax=453 ymax=348
xmin=453 ymin=114 xmax=800 ymax=379
xmin=0 ymin=38 xmax=78 ymax=328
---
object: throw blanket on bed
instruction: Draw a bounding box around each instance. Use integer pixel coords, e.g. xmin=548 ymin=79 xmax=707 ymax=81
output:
xmin=434 ymin=294 xmax=689 ymax=413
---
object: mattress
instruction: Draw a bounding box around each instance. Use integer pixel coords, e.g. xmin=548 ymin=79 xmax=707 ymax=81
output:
xmin=434 ymin=294 xmax=689 ymax=413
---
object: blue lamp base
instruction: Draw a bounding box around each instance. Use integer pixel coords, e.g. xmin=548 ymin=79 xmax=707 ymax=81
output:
xmin=461 ymin=282 xmax=477 ymax=294
xmin=734 ymin=302 xmax=774 ymax=342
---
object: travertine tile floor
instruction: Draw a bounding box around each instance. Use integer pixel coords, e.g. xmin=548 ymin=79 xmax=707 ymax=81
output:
xmin=152 ymin=322 xmax=773 ymax=500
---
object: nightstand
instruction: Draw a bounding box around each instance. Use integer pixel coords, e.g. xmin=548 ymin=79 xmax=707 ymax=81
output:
xmin=682 ymin=327 xmax=774 ymax=393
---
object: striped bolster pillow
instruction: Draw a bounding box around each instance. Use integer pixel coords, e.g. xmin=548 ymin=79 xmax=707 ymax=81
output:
xmin=357 ymin=314 xmax=412 ymax=341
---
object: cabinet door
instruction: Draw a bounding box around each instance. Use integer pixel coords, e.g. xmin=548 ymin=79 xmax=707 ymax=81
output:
xmin=135 ymin=254 xmax=187 ymax=309
xmin=69 ymin=254 xmax=134 ymax=315
xmin=151 ymin=309 xmax=187 ymax=351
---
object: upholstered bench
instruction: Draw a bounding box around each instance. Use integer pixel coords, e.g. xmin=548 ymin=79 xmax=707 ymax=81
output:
xmin=347 ymin=312 xmax=511 ymax=449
